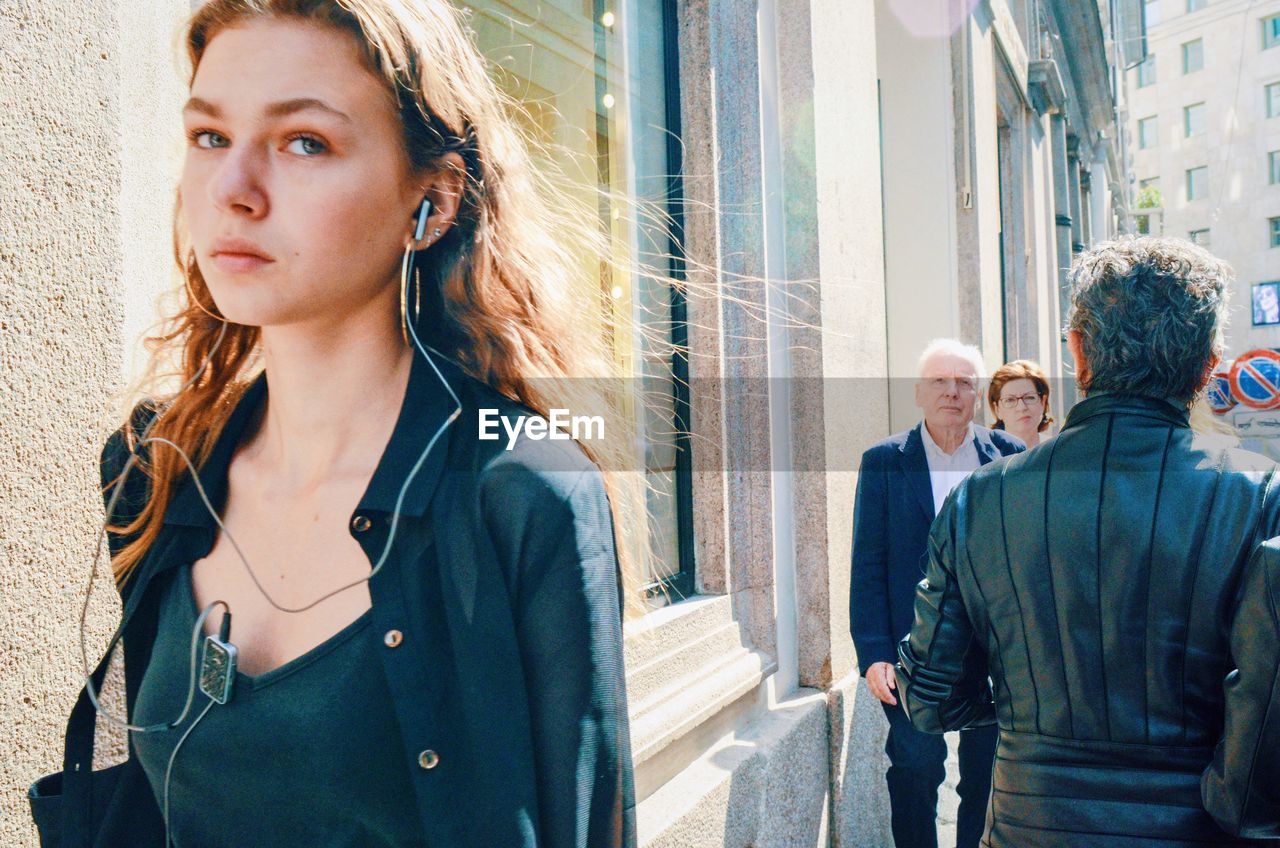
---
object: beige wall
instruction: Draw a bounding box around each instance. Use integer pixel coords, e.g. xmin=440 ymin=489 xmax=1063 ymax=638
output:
xmin=0 ymin=2 xmax=189 ymax=844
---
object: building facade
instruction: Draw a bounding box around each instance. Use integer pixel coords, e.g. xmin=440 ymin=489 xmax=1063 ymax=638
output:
xmin=0 ymin=0 xmax=1123 ymax=845
xmin=1126 ymin=0 xmax=1280 ymax=355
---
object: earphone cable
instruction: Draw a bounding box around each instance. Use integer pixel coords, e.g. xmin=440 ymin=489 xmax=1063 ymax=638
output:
xmin=79 ymin=242 xmax=462 ymax=732
xmin=162 ymin=694 xmax=217 ymax=848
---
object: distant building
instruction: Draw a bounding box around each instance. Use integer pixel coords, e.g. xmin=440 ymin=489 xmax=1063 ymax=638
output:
xmin=1126 ymin=0 xmax=1280 ymax=355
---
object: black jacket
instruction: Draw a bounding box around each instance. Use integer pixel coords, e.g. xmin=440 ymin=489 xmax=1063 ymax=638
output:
xmin=897 ymin=393 xmax=1280 ymax=846
xmin=30 ymin=352 xmax=636 ymax=848
xmin=850 ymin=422 xmax=1025 ymax=674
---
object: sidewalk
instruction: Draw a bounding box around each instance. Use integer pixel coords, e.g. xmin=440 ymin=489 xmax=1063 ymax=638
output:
xmin=938 ymin=734 xmax=960 ymax=846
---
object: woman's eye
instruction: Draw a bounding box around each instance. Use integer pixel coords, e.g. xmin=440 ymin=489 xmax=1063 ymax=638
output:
xmin=285 ymin=134 xmax=327 ymax=156
xmin=189 ymin=130 xmax=228 ymax=149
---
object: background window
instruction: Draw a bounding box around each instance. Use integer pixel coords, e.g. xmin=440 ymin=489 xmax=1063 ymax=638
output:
xmin=1272 ymin=217 xmax=1280 ymax=247
xmin=1270 ymin=151 xmax=1280 ymax=184
xmin=1268 ymin=82 xmax=1280 ymax=119
xmin=1254 ymin=282 xmax=1280 ymax=324
xmin=1189 ymin=228 xmax=1210 ymax=246
xmin=1145 ymin=0 xmax=1162 ymax=27
xmin=1182 ymin=38 xmax=1204 ymax=73
xmin=1138 ymin=115 xmax=1159 ymax=148
xmin=1184 ymin=102 xmax=1206 ymax=136
xmin=1187 ymin=0 xmax=1205 ymax=11
xmin=1139 ymin=176 xmax=1161 ymax=190
xmin=464 ymin=0 xmax=692 ymax=592
xmin=1264 ymin=14 xmax=1280 ymax=49
xmin=1187 ymin=165 xmax=1208 ymax=200
xmin=1137 ymin=55 xmax=1157 ymax=87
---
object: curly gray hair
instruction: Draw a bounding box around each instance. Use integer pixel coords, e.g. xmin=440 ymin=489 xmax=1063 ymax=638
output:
xmin=1066 ymin=236 xmax=1230 ymax=406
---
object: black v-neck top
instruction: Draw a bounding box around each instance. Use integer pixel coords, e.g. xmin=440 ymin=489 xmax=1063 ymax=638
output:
xmin=42 ymin=352 xmax=635 ymax=848
xmin=131 ymin=564 xmax=428 ymax=847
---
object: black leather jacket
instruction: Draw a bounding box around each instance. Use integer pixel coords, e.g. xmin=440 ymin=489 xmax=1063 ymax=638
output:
xmin=897 ymin=393 xmax=1280 ymax=847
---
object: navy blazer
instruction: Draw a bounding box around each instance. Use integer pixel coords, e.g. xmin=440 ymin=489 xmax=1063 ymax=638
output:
xmin=30 ymin=352 xmax=635 ymax=848
xmin=850 ymin=422 xmax=1024 ymax=675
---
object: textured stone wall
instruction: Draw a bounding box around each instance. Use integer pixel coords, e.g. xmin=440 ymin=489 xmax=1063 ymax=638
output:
xmin=0 ymin=2 xmax=188 ymax=843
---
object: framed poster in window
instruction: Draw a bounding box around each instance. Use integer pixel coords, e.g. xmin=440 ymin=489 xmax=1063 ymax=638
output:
xmin=1252 ymin=281 xmax=1280 ymax=326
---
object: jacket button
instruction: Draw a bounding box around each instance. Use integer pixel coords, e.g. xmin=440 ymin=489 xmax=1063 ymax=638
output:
xmin=417 ymin=749 xmax=440 ymax=770
xmin=384 ymin=629 xmax=403 ymax=648
xmin=351 ymin=515 xmax=372 ymax=533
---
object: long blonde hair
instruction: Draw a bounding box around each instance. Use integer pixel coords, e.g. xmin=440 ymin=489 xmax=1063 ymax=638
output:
xmin=110 ymin=0 xmax=644 ymax=608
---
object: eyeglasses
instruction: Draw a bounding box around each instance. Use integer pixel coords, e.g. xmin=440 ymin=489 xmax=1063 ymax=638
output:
xmin=998 ymin=393 xmax=1042 ymax=410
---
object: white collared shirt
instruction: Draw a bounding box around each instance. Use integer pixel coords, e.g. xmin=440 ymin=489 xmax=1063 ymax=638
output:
xmin=920 ymin=420 xmax=980 ymax=514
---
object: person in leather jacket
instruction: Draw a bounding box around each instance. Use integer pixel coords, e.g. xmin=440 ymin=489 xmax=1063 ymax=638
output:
xmin=896 ymin=236 xmax=1280 ymax=847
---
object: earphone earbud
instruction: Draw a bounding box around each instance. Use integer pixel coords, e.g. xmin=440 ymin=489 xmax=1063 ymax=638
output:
xmin=414 ymin=197 xmax=433 ymax=242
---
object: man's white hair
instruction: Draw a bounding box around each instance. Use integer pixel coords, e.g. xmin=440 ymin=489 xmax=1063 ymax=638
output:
xmin=916 ymin=338 xmax=986 ymax=380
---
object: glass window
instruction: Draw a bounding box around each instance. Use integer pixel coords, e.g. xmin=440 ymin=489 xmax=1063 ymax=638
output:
xmin=1186 ymin=0 xmax=1205 ymax=11
xmin=1253 ymin=282 xmax=1280 ymax=324
xmin=1187 ymin=165 xmax=1208 ymax=200
xmin=1145 ymin=0 xmax=1162 ymax=27
xmin=1140 ymin=177 xmax=1160 ymax=190
xmin=1272 ymin=217 xmax=1280 ymax=247
xmin=1182 ymin=38 xmax=1204 ymax=73
xmin=1189 ymin=228 xmax=1210 ymax=246
xmin=1137 ymin=55 xmax=1157 ymax=87
xmin=1267 ymin=82 xmax=1280 ymax=119
xmin=463 ymin=0 xmax=691 ymax=592
xmin=1264 ymin=14 xmax=1280 ymax=49
xmin=1138 ymin=115 xmax=1159 ymax=149
xmin=1270 ymin=150 xmax=1280 ymax=184
xmin=1184 ymin=102 xmax=1206 ymax=136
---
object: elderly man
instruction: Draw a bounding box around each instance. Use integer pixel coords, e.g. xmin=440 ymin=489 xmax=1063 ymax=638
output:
xmin=850 ymin=338 xmax=1025 ymax=848
xmin=897 ymin=237 xmax=1280 ymax=846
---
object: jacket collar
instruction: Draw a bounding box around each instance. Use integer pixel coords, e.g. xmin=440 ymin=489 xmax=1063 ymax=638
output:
xmin=900 ymin=421 xmax=1000 ymax=519
xmin=1060 ymin=391 xmax=1190 ymax=433
xmin=903 ymin=421 xmax=1001 ymax=464
xmin=164 ymin=349 xmax=463 ymax=528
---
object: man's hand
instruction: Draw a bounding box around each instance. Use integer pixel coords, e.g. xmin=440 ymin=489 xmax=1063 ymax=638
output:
xmin=866 ymin=661 xmax=898 ymax=706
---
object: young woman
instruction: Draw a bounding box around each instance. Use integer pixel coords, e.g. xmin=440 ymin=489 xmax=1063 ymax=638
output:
xmin=30 ymin=1 xmax=637 ymax=846
xmin=988 ymin=359 xmax=1054 ymax=449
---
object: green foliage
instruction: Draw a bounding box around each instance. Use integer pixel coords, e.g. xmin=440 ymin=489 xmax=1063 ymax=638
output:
xmin=1135 ymin=186 xmax=1163 ymax=209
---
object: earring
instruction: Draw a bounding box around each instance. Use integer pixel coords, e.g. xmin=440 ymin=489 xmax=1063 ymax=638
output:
xmin=399 ymin=242 xmax=426 ymax=347
xmin=433 ymin=228 xmax=441 ymax=239
xmin=403 ymin=198 xmax=433 ymax=345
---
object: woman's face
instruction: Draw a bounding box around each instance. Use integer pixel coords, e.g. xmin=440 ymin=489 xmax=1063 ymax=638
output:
xmin=180 ymin=19 xmax=425 ymax=331
xmin=997 ymin=377 xmax=1045 ymax=434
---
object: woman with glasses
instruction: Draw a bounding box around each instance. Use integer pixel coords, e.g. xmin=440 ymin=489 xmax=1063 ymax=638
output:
xmin=988 ymin=360 xmax=1054 ymax=449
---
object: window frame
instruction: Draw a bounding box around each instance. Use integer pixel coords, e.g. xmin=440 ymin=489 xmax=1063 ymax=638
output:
xmin=1271 ymin=217 xmax=1280 ymax=248
xmin=1270 ymin=150 xmax=1280 ymax=185
xmin=1138 ymin=115 xmax=1159 ymax=149
xmin=1137 ymin=54 xmax=1157 ymax=87
xmin=1189 ymin=228 xmax=1210 ymax=246
xmin=1145 ymin=0 xmax=1162 ymax=27
xmin=637 ymin=0 xmax=695 ymax=602
xmin=1267 ymin=82 xmax=1280 ymax=119
xmin=1182 ymin=38 xmax=1204 ymax=74
xmin=1186 ymin=165 xmax=1208 ymax=200
xmin=1263 ymin=14 xmax=1280 ymax=50
xmin=1184 ymin=102 xmax=1206 ymax=137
